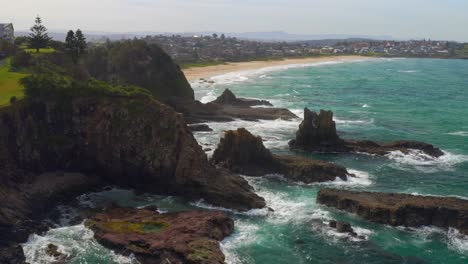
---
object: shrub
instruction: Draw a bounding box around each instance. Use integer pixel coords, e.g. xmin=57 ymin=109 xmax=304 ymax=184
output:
xmin=21 ymin=72 xmax=153 ymax=100
xmin=10 ymin=51 xmax=33 ymax=70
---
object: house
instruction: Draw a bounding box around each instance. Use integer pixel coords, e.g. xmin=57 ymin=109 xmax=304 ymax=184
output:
xmin=0 ymin=23 xmax=14 ymax=43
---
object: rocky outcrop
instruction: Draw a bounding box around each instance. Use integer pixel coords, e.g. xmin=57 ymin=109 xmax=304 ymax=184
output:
xmin=86 ymin=207 xmax=234 ymax=264
xmin=289 ymin=108 xmax=444 ymax=157
xmin=212 ymin=89 xmax=273 ymax=107
xmin=212 ymin=128 xmax=349 ymax=183
xmin=168 ymin=91 xmax=297 ymax=124
xmin=84 ymin=39 xmax=194 ymax=100
xmin=317 ymin=188 xmax=468 ymax=234
xmin=0 ymin=97 xmax=265 ymax=261
xmin=188 ymin=124 xmax=213 ymax=132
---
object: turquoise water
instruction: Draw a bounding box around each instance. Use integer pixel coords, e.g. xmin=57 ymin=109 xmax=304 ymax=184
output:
xmin=23 ymin=58 xmax=468 ymax=263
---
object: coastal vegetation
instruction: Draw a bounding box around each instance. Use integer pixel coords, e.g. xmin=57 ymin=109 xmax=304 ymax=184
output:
xmin=0 ymin=58 xmax=28 ymax=106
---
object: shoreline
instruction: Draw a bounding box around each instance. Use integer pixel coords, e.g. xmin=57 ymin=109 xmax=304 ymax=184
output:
xmin=182 ymin=55 xmax=367 ymax=81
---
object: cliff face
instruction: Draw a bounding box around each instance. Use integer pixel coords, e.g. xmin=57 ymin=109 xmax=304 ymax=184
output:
xmin=0 ymin=97 xmax=264 ymax=247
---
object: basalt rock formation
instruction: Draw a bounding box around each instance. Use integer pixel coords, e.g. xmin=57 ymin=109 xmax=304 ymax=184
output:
xmin=289 ymin=108 xmax=444 ymax=157
xmin=168 ymin=90 xmax=297 ymax=124
xmin=317 ymin=188 xmax=468 ymax=234
xmin=0 ymin=97 xmax=265 ymax=261
xmin=212 ymin=128 xmax=349 ymax=183
xmin=86 ymin=207 xmax=234 ymax=264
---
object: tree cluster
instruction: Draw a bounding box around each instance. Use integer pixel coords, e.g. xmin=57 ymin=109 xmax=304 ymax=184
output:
xmin=65 ymin=29 xmax=87 ymax=63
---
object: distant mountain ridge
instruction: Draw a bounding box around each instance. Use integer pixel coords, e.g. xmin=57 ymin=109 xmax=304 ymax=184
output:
xmin=16 ymin=30 xmax=394 ymax=42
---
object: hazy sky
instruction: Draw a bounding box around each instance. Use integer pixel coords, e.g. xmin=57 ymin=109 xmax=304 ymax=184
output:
xmin=1 ymin=0 xmax=467 ymax=41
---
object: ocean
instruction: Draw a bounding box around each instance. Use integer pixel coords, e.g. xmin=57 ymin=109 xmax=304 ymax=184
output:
xmin=22 ymin=58 xmax=468 ymax=264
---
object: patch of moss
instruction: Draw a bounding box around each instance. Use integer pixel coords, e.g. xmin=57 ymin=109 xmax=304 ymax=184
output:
xmin=97 ymin=221 xmax=169 ymax=234
xmin=187 ymin=239 xmax=218 ymax=262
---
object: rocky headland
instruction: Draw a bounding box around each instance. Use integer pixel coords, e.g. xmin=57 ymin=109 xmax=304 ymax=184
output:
xmin=289 ymin=108 xmax=444 ymax=157
xmin=0 ymin=96 xmax=265 ymax=261
xmin=168 ymin=89 xmax=297 ymax=124
xmin=317 ymin=188 xmax=468 ymax=234
xmin=86 ymin=206 xmax=234 ymax=264
xmin=211 ymin=128 xmax=349 ymax=183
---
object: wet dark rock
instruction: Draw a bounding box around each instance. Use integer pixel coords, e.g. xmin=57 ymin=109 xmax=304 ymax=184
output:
xmin=317 ymin=188 xmax=468 ymax=234
xmin=86 ymin=207 xmax=234 ymax=264
xmin=189 ymin=124 xmax=213 ymax=132
xmin=329 ymin=220 xmax=337 ymax=228
xmin=290 ymin=108 xmax=443 ymax=157
xmin=212 ymin=128 xmax=349 ymax=183
xmin=336 ymin=221 xmax=354 ymax=233
xmin=46 ymin=244 xmax=70 ymax=263
xmin=167 ymin=92 xmax=297 ymax=124
xmin=0 ymin=245 xmax=26 ymax=264
xmin=213 ymin=89 xmax=273 ymax=107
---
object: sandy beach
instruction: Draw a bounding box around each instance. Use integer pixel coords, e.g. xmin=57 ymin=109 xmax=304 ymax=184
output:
xmin=183 ymin=55 xmax=366 ymax=81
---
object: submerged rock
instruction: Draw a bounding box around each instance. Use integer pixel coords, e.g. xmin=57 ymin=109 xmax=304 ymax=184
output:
xmin=289 ymin=108 xmax=444 ymax=157
xmin=317 ymin=188 xmax=468 ymax=234
xmin=212 ymin=128 xmax=349 ymax=183
xmin=86 ymin=207 xmax=234 ymax=264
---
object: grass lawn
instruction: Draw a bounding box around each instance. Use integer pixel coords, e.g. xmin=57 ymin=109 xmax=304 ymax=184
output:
xmin=0 ymin=58 xmax=28 ymax=107
xmin=24 ymin=48 xmax=56 ymax=54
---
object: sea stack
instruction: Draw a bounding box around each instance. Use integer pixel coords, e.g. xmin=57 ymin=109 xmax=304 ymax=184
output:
xmin=289 ymin=108 xmax=347 ymax=152
xmin=289 ymin=108 xmax=444 ymax=157
xmin=212 ymin=128 xmax=349 ymax=183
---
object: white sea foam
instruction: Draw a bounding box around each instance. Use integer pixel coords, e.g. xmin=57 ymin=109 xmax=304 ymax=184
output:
xmin=221 ymin=221 xmax=259 ymax=264
xmin=448 ymin=131 xmax=468 ymax=137
xmin=362 ymin=104 xmax=370 ymax=108
xmin=386 ymin=149 xmax=468 ymax=171
xmin=22 ymin=224 xmax=137 ymax=264
xmin=320 ymin=222 xmax=373 ymax=242
xmin=324 ymin=169 xmax=373 ymax=187
xmin=398 ymin=70 xmax=420 ymax=73
xmin=334 ymin=117 xmax=374 ymax=125
xmin=448 ymin=228 xmax=468 ymax=255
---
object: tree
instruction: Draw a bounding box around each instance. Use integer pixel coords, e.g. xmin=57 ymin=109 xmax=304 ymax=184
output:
xmin=75 ymin=29 xmax=87 ymax=56
xmin=65 ymin=29 xmax=87 ymax=63
xmin=29 ymin=16 xmax=51 ymax=52
xmin=212 ymin=33 xmax=218 ymax=39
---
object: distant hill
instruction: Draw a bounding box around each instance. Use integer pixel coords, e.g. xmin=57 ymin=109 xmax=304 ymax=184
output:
xmin=16 ymin=30 xmax=394 ymax=43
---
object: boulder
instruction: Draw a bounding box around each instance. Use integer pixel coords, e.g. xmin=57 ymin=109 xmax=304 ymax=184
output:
xmin=336 ymin=222 xmax=354 ymax=233
xmin=212 ymin=128 xmax=348 ymax=183
xmin=317 ymin=188 xmax=468 ymax=234
xmin=290 ymin=108 xmax=443 ymax=157
xmin=86 ymin=207 xmax=234 ymax=264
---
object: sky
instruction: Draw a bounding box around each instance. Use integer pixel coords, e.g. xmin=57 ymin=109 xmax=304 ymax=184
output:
xmin=1 ymin=0 xmax=467 ymax=41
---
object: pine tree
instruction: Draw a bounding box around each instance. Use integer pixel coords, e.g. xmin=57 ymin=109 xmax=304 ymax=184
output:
xmin=75 ymin=29 xmax=87 ymax=55
xmin=65 ymin=30 xmax=77 ymax=63
xmin=29 ymin=16 xmax=51 ymax=53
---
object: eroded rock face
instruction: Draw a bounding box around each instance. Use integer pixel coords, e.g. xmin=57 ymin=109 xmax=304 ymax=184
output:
xmin=289 ymin=108 xmax=443 ymax=157
xmin=212 ymin=128 xmax=348 ymax=183
xmin=86 ymin=207 xmax=234 ymax=264
xmin=317 ymin=188 xmax=468 ymax=234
